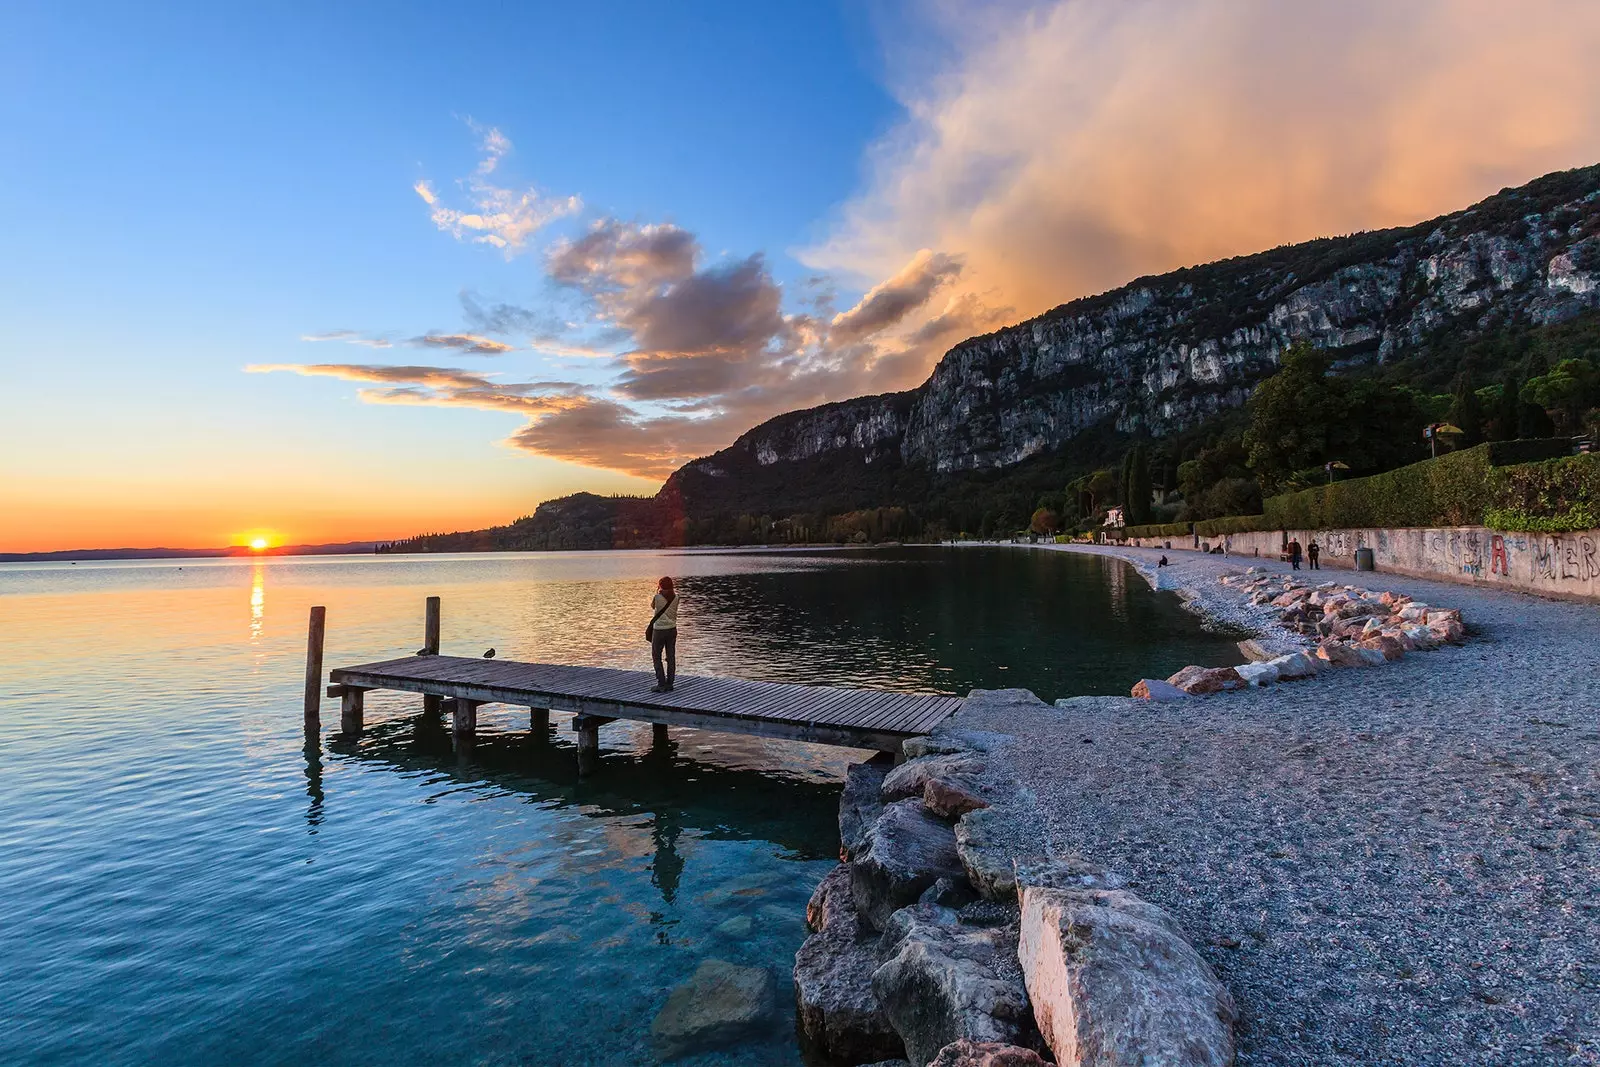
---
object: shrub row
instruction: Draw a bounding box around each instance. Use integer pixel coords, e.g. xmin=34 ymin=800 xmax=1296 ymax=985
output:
xmin=1122 ymin=521 xmax=1192 ymax=539
xmin=1193 ymin=515 xmax=1270 ymax=536
xmin=1184 ymin=442 xmax=1595 ymax=535
xmin=1483 ymin=453 xmax=1600 ymax=532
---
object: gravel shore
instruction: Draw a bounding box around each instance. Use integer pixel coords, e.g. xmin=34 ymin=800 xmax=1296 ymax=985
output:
xmin=956 ymin=543 xmax=1600 ymax=1066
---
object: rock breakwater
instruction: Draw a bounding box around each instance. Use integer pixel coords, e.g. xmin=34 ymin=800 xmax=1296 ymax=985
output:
xmin=797 ymin=695 xmax=1236 ymax=1066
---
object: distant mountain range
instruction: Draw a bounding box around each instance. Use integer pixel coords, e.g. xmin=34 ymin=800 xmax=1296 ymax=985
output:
xmin=0 ymin=542 xmax=382 ymax=563
xmin=397 ymin=162 xmax=1600 ymax=552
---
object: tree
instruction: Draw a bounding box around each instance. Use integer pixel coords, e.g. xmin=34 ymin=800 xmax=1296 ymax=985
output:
xmin=1243 ymin=343 xmax=1336 ymax=491
xmin=1119 ymin=444 xmax=1154 ymax=525
xmin=1448 ymin=371 xmax=1484 ymax=446
xmin=1493 ymin=374 xmax=1522 ymax=441
xmin=1030 ymin=508 xmax=1061 ymax=535
xmin=1523 ymin=358 xmax=1597 ymax=433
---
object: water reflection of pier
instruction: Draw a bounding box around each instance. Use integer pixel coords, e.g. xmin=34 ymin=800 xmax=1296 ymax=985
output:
xmin=310 ymin=711 xmax=842 ymax=904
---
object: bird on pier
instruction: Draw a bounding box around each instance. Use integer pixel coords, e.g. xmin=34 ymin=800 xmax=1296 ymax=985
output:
xmin=415 ymin=648 xmax=433 ymax=656
xmin=483 ymin=648 xmax=496 ymax=659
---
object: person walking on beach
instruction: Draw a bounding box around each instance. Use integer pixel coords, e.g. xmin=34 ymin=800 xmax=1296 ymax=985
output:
xmin=1308 ymin=539 xmax=1321 ymax=570
xmin=1288 ymin=538 xmax=1303 ymax=570
xmin=648 ymin=576 xmax=678 ymax=693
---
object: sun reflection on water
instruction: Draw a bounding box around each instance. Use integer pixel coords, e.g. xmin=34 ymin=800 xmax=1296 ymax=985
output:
xmin=249 ymin=563 xmax=265 ymax=642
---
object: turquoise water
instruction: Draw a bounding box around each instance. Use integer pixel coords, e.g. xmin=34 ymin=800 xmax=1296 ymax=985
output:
xmin=0 ymin=547 xmax=1240 ymax=1065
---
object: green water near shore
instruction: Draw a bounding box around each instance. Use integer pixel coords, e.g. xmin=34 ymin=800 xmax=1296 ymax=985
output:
xmin=0 ymin=546 xmax=1239 ymax=1065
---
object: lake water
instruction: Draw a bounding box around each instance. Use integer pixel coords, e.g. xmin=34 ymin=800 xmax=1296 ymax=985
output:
xmin=0 ymin=546 xmax=1241 ymax=1065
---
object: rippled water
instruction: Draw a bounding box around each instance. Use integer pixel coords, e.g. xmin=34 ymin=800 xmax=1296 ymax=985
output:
xmin=0 ymin=546 xmax=1240 ymax=1065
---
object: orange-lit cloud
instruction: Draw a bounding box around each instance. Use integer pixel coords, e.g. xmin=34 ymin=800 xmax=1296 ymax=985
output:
xmin=806 ymin=0 xmax=1600 ymax=338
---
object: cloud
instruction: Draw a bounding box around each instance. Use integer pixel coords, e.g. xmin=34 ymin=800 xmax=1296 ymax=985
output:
xmin=415 ymin=126 xmax=581 ymax=253
xmin=829 ymin=249 xmax=962 ymax=343
xmin=806 ymin=0 xmax=1600 ymax=324
xmin=408 ymin=332 xmax=515 ymax=355
xmin=246 ymin=361 xmax=725 ymax=479
xmin=301 ymin=330 xmax=393 ymax=349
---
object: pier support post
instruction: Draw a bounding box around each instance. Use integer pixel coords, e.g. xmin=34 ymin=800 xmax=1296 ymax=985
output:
xmin=424 ymin=596 xmax=440 ymax=655
xmin=339 ymin=686 xmax=365 ymax=734
xmin=451 ymin=698 xmax=480 ymax=737
xmin=652 ymin=722 xmax=669 ymax=747
xmin=575 ymin=715 xmax=601 ymax=775
xmin=303 ymin=606 xmax=326 ymax=728
xmin=530 ymin=707 xmax=550 ymax=734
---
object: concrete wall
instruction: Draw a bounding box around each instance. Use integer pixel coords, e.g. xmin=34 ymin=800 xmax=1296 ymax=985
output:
xmin=1128 ymin=525 xmax=1600 ymax=602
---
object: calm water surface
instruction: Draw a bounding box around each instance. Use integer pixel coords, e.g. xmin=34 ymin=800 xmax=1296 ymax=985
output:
xmin=0 ymin=546 xmax=1240 ymax=1065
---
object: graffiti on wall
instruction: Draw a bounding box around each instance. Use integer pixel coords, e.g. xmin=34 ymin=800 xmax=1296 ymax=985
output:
xmin=1422 ymin=528 xmax=1597 ymax=586
xmin=1530 ymin=533 xmax=1600 ymax=582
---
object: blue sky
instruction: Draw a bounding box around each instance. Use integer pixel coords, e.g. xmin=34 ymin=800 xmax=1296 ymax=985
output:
xmin=5 ymin=0 xmax=1599 ymax=550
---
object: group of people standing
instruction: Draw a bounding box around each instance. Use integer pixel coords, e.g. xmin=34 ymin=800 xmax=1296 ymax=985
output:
xmin=1287 ymin=538 xmax=1322 ymax=570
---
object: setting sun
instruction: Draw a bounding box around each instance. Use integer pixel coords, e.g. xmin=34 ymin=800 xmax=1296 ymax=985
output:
xmin=249 ymin=538 xmax=269 ymax=551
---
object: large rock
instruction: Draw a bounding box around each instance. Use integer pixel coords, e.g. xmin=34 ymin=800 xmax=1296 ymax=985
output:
xmin=1266 ymin=651 xmax=1319 ymax=680
xmin=1315 ymin=639 xmax=1384 ymax=668
xmin=1166 ymin=665 xmax=1247 ymax=695
xmin=1233 ymin=661 xmax=1280 ymax=686
xmin=902 ymin=729 xmax=1012 ymax=760
xmin=796 ymin=864 xmax=906 ymax=1063
xmin=929 ymin=1039 xmax=1051 ymax=1066
xmin=1018 ymin=887 xmax=1236 ymax=1067
xmin=842 ymin=758 xmax=891 ymax=860
xmin=1130 ymin=678 xmax=1188 ymax=701
xmin=853 ymin=799 xmax=968 ymax=930
xmin=955 ymin=807 xmax=1019 ymax=902
xmin=925 ymin=777 xmax=990 ymax=819
xmin=651 ymin=958 xmax=776 ymax=1059
xmin=872 ymin=905 xmax=1039 ymax=1067
xmin=883 ymin=753 xmax=988 ymax=801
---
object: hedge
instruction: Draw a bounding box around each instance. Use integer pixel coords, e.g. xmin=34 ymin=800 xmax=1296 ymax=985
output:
xmin=1194 ymin=515 xmax=1270 ymax=536
xmin=1180 ymin=442 xmax=1595 ymax=535
xmin=1483 ymin=453 xmax=1600 ymax=532
xmin=1122 ymin=521 xmax=1192 ymax=539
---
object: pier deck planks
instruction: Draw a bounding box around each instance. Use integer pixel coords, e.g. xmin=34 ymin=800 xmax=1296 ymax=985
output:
xmin=329 ymin=654 xmax=962 ymax=752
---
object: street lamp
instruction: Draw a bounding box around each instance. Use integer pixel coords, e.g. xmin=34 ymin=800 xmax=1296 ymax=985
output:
xmin=1325 ymin=460 xmax=1350 ymax=484
xmin=1423 ymin=423 xmax=1464 ymax=459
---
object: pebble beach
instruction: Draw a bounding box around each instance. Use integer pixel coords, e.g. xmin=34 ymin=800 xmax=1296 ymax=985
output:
xmin=959 ymin=543 xmax=1600 ymax=1066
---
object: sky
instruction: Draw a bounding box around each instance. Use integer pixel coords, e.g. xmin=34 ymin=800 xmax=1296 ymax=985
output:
xmin=5 ymin=0 xmax=1600 ymax=553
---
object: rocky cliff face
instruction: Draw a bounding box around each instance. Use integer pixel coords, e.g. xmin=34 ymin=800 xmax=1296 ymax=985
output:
xmin=673 ymin=163 xmax=1600 ymax=489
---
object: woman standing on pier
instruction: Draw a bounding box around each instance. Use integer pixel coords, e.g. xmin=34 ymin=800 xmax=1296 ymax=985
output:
xmin=648 ymin=577 xmax=678 ymax=693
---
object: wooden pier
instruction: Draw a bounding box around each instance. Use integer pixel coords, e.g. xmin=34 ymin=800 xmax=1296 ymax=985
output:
xmin=303 ymin=598 xmax=963 ymax=772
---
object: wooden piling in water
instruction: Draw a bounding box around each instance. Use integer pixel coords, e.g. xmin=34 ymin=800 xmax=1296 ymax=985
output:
xmin=423 ymin=596 xmax=440 ymax=654
xmin=340 ymin=686 xmax=365 ymax=733
xmin=575 ymin=714 xmax=601 ymax=775
xmin=652 ymin=722 xmax=669 ymax=746
xmin=451 ymin=698 xmax=479 ymax=737
xmin=303 ymin=606 xmax=326 ymax=727
xmin=530 ymin=707 xmax=550 ymax=732
xmin=422 ymin=597 xmax=442 ymax=716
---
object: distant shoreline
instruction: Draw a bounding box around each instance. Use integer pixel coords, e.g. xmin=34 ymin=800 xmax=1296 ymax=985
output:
xmin=0 ymin=541 xmax=381 ymax=563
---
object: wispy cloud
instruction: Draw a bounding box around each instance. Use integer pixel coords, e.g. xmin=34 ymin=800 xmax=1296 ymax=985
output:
xmin=414 ymin=126 xmax=581 ymax=254
xmin=408 ymin=333 xmax=514 ymax=355
xmin=300 ymin=330 xmax=393 ymax=349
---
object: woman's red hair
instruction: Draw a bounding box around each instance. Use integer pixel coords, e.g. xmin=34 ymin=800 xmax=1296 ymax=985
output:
xmin=658 ymin=576 xmax=675 ymax=599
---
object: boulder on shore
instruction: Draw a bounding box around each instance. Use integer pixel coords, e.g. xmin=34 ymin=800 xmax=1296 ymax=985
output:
xmin=796 ymin=863 xmax=906 ymax=1063
xmin=955 ymin=807 xmax=1020 ymax=902
xmin=883 ymin=753 xmax=988 ymax=801
xmin=1130 ymin=678 xmax=1188 ymax=701
xmin=841 ymin=758 xmax=891 ymax=860
xmin=1266 ymin=651 xmax=1320 ymax=680
xmin=872 ymin=905 xmax=1040 ymax=1067
xmin=924 ymin=777 xmax=990 ymax=819
xmin=1166 ymin=665 xmax=1248 ymax=695
xmin=928 ymin=1039 xmax=1051 ymax=1066
xmin=650 ymin=958 xmax=776 ymax=1060
xmin=1017 ymin=886 xmax=1235 ymax=1067
xmin=853 ymin=799 xmax=968 ymax=930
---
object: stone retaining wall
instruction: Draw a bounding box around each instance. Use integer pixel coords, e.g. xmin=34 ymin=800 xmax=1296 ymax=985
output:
xmin=1127 ymin=525 xmax=1600 ymax=602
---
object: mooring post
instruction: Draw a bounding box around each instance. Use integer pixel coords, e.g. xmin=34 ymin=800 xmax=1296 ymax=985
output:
xmin=340 ymin=686 xmax=365 ymax=733
xmin=424 ymin=596 xmax=440 ymax=654
xmin=303 ymin=606 xmax=326 ymax=728
xmin=422 ymin=597 xmax=443 ymax=716
xmin=575 ymin=715 xmax=600 ymax=775
xmin=451 ymin=698 xmax=479 ymax=737
xmin=652 ymin=722 xmax=669 ymax=747
xmin=530 ymin=707 xmax=550 ymax=733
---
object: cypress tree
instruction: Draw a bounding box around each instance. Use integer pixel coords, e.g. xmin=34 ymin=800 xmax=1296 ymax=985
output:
xmin=1495 ymin=374 xmax=1522 ymax=441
